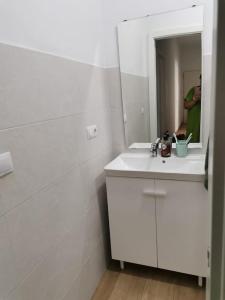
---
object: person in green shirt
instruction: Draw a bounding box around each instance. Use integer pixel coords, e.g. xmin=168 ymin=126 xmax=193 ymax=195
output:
xmin=184 ymin=75 xmax=201 ymax=142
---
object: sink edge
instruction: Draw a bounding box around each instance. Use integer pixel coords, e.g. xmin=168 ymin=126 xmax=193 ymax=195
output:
xmin=104 ymin=169 xmax=205 ymax=182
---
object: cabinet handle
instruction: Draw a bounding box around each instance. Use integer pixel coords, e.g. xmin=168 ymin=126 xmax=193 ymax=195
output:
xmin=143 ymin=190 xmax=155 ymax=197
xmin=143 ymin=190 xmax=167 ymax=197
xmin=155 ymin=191 xmax=167 ymax=197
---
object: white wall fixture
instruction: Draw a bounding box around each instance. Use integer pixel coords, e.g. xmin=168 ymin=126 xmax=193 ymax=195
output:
xmin=86 ymin=125 xmax=98 ymax=140
xmin=0 ymin=152 xmax=14 ymax=177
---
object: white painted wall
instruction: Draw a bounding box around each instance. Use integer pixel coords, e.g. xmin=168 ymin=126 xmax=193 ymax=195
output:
xmin=0 ymin=0 xmax=213 ymax=68
xmin=0 ymin=0 xmax=105 ymax=66
xmin=180 ymin=41 xmax=202 ymax=72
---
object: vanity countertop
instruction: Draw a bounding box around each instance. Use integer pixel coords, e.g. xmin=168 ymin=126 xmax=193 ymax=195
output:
xmin=104 ymin=152 xmax=206 ymax=182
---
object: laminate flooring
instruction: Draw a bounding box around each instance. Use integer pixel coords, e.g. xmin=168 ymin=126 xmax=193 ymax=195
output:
xmin=92 ymin=262 xmax=205 ymax=300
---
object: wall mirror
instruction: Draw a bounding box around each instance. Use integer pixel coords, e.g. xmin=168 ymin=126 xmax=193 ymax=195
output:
xmin=118 ymin=6 xmax=205 ymax=148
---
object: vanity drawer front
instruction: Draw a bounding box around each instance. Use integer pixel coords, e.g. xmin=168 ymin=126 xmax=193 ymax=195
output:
xmin=156 ymin=180 xmax=209 ymax=276
xmin=106 ymin=176 xmax=157 ymax=267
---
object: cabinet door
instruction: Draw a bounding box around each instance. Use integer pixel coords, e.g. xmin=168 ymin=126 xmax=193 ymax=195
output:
xmin=156 ymin=180 xmax=209 ymax=276
xmin=106 ymin=177 xmax=157 ymax=267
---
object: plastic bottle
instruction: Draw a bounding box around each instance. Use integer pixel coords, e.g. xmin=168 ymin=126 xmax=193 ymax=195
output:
xmin=161 ymin=131 xmax=172 ymax=157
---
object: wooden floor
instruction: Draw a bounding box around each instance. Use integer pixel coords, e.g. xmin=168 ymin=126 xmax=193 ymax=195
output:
xmin=92 ymin=262 xmax=205 ymax=300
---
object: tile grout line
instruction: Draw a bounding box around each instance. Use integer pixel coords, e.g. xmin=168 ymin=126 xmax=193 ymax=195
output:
xmin=0 ymin=144 xmax=112 ymax=218
xmin=0 ymin=41 xmax=120 ymax=70
xmin=5 ymin=185 xmax=108 ymax=298
xmin=0 ymin=106 xmax=112 ymax=133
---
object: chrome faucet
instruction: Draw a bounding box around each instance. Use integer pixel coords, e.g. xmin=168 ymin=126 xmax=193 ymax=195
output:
xmin=150 ymin=138 xmax=160 ymax=157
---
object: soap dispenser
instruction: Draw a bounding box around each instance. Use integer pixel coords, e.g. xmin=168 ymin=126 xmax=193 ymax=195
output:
xmin=161 ymin=131 xmax=172 ymax=157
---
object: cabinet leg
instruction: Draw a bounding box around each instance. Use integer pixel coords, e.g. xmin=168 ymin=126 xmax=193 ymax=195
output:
xmin=198 ymin=276 xmax=203 ymax=287
xmin=120 ymin=261 xmax=125 ymax=270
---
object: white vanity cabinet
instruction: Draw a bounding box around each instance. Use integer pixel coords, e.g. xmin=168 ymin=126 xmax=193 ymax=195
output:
xmin=106 ymin=176 xmax=209 ymax=277
xmin=106 ymin=177 xmax=157 ymax=267
xmin=155 ymin=180 xmax=208 ymax=277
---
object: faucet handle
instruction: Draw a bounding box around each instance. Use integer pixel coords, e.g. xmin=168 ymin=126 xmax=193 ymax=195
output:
xmin=155 ymin=138 xmax=161 ymax=144
xmin=150 ymin=144 xmax=156 ymax=151
xmin=150 ymin=138 xmax=160 ymax=157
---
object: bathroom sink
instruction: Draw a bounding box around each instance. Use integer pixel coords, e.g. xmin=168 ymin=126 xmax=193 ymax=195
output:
xmin=104 ymin=152 xmax=205 ymax=181
xmin=108 ymin=153 xmax=153 ymax=171
xmin=150 ymin=155 xmax=205 ymax=174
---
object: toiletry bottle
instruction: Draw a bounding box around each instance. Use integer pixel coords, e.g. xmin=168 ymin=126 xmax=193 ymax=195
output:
xmin=161 ymin=131 xmax=172 ymax=157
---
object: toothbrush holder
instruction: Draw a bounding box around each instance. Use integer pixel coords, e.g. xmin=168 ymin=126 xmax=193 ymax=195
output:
xmin=176 ymin=140 xmax=188 ymax=157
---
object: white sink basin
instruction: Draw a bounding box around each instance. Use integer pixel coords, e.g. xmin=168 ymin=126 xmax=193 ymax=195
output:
xmin=150 ymin=155 xmax=205 ymax=174
xmin=109 ymin=153 xmax=152 ymax=171
xmin=104 ymin=152 xmax=205 ymax=181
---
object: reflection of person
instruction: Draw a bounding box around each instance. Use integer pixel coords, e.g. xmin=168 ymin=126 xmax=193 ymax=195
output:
xmin=184 ymin=75 xmax=201 ymax=142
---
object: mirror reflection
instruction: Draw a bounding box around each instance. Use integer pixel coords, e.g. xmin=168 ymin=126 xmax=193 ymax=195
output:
xmin=156 ymin=33 xmax=202 ymax=143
